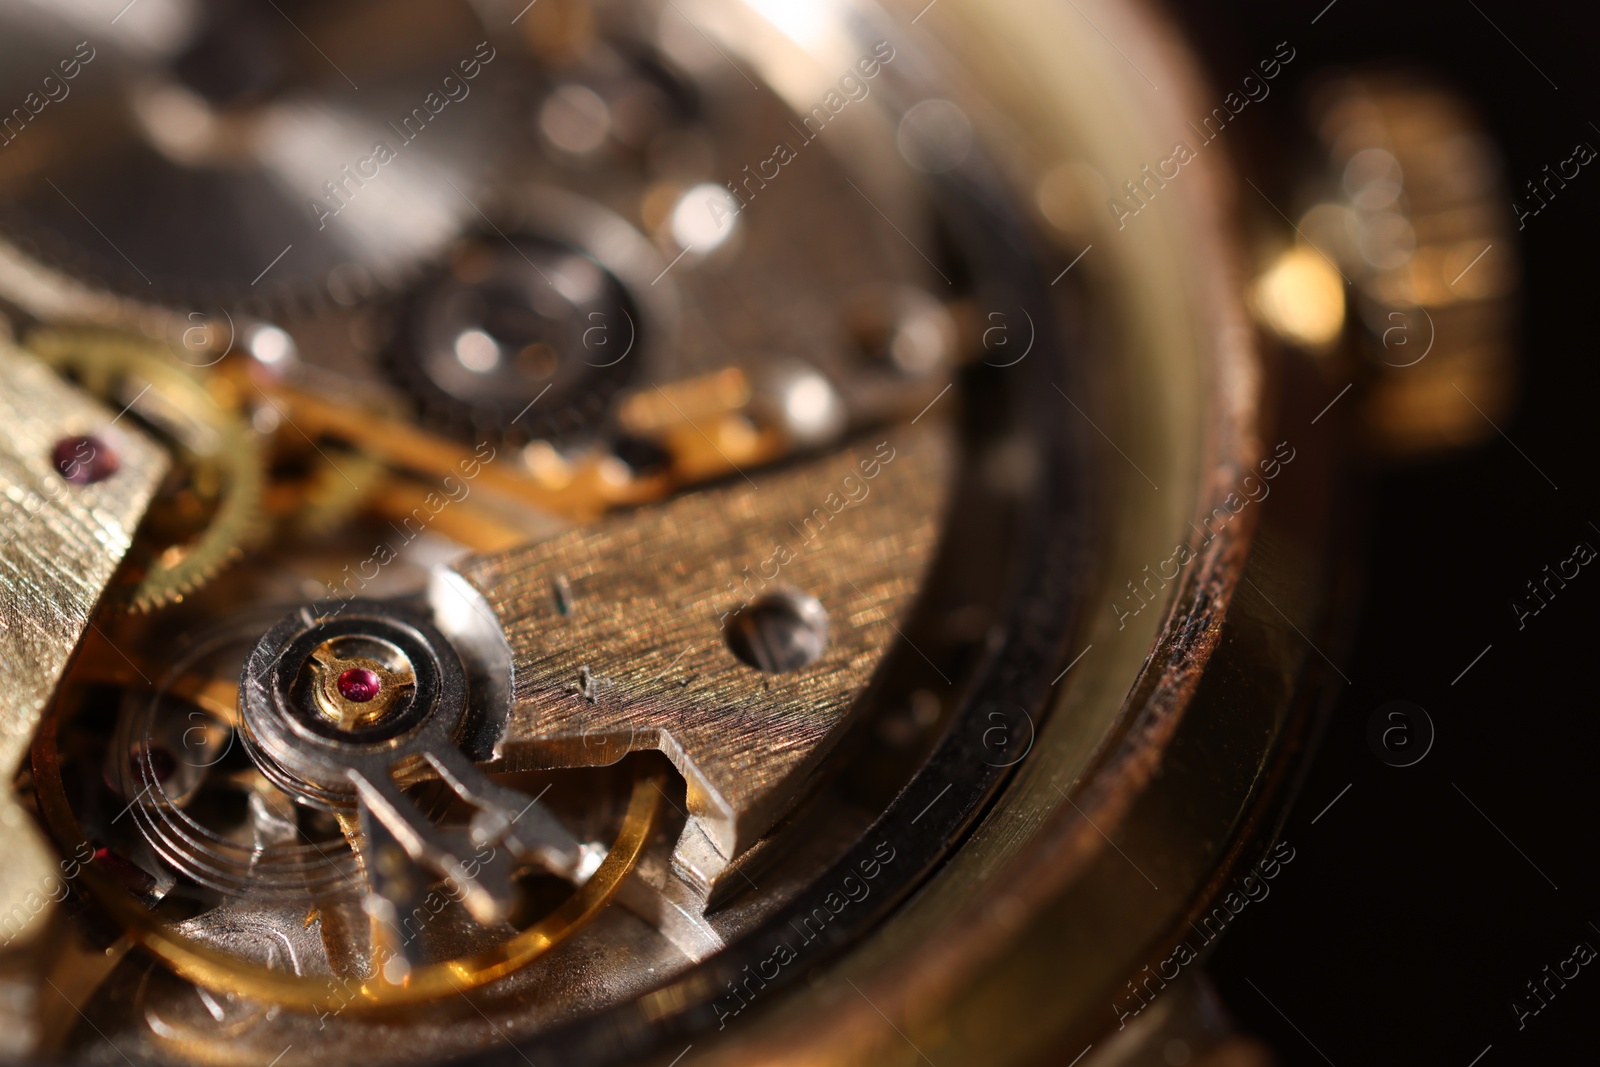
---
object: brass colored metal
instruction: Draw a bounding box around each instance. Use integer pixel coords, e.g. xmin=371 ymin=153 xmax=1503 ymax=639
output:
xmin=1303 ymin=73 xmax=1520 ymax=456
xmin=15 ymin=927 xmax=134 ymax=1056
xmin=365 ymin=478 xmax=530 ymax=553
xmin=260 ymin=380 xmax=662 ymax=518
xmin=616 ymin=368 xmax=753 ymax=436
xmin=0 ymin=341 xmax=167 ymax=948
xmin=24 ymin=329 xmax=266 ymax=611
xmin=52 ymin=652 xmax=240 ymax=726
xmin=262 ymin=376 xmax=784 ymax=521
xmin=615 ymin=369 xmax=789 ymax=483
xmin=455 ymin=425 xmax=951 ymax=883
xmin=305 ymin=639 xmax=418 ymax=732
xmin=152 ymin=778 xmax=656 ymax=1008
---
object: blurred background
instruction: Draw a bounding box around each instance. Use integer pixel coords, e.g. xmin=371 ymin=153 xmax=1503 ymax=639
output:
xmin=1168 ymin=0 xmax=1600 ymax=1062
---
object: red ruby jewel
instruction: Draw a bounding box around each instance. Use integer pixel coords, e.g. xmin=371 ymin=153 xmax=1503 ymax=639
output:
xmin=336 ymin=667 xmax=382 ymax=703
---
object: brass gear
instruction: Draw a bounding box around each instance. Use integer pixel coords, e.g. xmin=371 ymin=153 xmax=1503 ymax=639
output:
xmin=25 ymin=329 xmax=267 ymax=613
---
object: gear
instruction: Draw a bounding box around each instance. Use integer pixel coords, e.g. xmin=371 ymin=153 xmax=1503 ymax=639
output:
xmin=383 ymin=235 xmax=644 ymax=448
xmin=26 ymin=329 xmax=267 ymax=612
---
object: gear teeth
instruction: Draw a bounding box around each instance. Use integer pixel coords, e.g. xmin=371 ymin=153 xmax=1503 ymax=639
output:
xmin=381 ymin=242 xmax=643 ymax=450
xmin=26 ymin=328 xmax=268 ymax=613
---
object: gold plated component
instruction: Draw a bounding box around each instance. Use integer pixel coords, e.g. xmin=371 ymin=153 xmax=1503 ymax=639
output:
xmin=305 ymin=638 xmax=418 ymax=732
xmin=0 ymin=341 xmax=168 ymax=948
xmin=1301 ymin=72 xmax=1520 ymax=455
xmin=258 ymin=373 xmax=788 ymax=521
xmin=616 ymin=368 xmax=753 ymax=435
xmin=261 ymin=380 xmax=663 ymax=518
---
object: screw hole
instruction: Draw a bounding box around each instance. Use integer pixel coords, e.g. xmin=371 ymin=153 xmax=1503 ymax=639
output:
xmin=725 ymin=591 xmax=829 ymax=674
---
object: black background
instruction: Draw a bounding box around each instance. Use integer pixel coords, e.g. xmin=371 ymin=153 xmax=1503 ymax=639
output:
xmin=1166 ymin=1 xmax=1599 ymax=1064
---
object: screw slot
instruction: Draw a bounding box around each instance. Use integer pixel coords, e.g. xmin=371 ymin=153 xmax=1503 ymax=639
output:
xmin=725 ymin=591 xmax=829 ymax=674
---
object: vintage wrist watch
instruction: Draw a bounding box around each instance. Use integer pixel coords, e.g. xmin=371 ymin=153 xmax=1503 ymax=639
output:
xmin=0 ymin=1 xmax=1517 ymax=1065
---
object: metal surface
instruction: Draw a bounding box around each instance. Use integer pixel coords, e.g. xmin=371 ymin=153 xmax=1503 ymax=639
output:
xmin=237 ymin=598 xmax=586 ymax=958
xmin=0 ymin=0 xmax=505 ymax=305
xmin=31 ymin=715 xmax=663 ymax=1011
xmin=0 ymin=0 xmax=1356 ymax=1063
xmin=456 ymin=424 xmax=952 ymax=892
xmin=24 ymin=328 xmax=266 ymax=611
xmin=0 ymin=340 xmax=167 ymax=947
xmin=622 ymin=0 xmax=1298 ymax=1063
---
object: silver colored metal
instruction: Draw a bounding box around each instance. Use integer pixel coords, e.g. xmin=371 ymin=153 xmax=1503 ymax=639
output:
xmin=0 ymin=1 xmax=508 ymax=304
xmin=238 ymin=598 xmax=582 ymax=945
